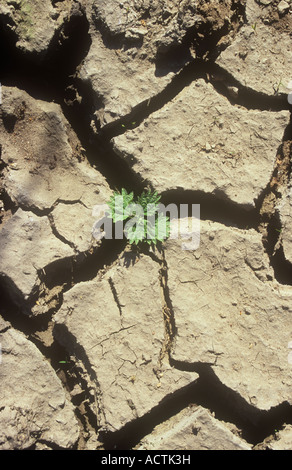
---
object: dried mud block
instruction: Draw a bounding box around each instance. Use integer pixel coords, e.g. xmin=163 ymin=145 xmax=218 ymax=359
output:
xmin=164 ymin=219 xmax=292 ymax=410
xmin=112 ymin=79 xmax=289 ymax=208
xmin=0 ymin=86 xmax=111 ymax=251
xmin=79 ymin=0 xmax=199 ymax=127
xmin=90 ymin=0 xmax=201 ymax=58
xmin=50 ymin=202 xmax=100 ymax=253
xmin=0 ymin=86 xmax=111 ymax=212
xmin=54 ymin=254 xmax=197 ymax=432
xmin=0 ymin=326 xmax=79 ymax=449
xmin=276 ymin=186 xmax=292 ymax=265
xmin=0 ymin=0 xmax=77 ymax=57
xmin=79 ymin=29 xmax=174 ymax=129
xmin=137 ymin=405 xmax=252 ymax=450
xmin=79 ymin=0 xmax=242 ymax=128
xmin=0 ymin=208 xmax=73 ymax=310
xmin=266 ymin=425 xmax=292 ymax=450
xmin=217 ymin=0 xmax=292 ymax=95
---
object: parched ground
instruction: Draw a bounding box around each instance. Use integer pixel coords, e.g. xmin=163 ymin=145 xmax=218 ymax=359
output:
xmin=0 ymin=0 xmax=292 ymax=451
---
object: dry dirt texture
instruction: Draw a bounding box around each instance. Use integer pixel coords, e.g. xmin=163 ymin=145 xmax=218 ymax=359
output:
xmin=0 ymin=0 xmax=292 ymax=451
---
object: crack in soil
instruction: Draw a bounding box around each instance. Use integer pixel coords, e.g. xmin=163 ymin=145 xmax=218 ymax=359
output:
xmin=0 ymin=284 xmax=98 ymax=449
xmin=99 ymin=359 xmax=292 ymax=450
xmin=258 ymin=122 xmax=292 ymax=284
xmin=168 ymin=361 xmax=292 ymax=447
xmin=161 ymin=188 xmax=260 ymax=230
xmin=158 ymin=248 xmax=177 ymax=368
xmin=47 ymin=212 xmax=77 ymax=251
xmin=206 ymin=62 xmax=290 ymax=111
xmin=108 ymin=276 xmax=124 ymax=324
xmin=92 ymin=59 xmax=290 ymax=146
xmin=52 ymin=321 xmax=109 ymax=446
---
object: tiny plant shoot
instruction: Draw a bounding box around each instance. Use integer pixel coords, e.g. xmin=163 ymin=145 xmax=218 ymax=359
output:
xmin=107 ymin=188 xmax=170 ymax=246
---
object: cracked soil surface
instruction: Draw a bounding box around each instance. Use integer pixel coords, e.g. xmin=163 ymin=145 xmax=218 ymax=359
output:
xmin=0 ymin=0 xmax=292 ymax=451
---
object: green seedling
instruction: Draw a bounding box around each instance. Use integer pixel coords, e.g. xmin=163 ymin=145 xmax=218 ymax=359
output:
xmin=107 ymin=188 xmax=170 ymax=246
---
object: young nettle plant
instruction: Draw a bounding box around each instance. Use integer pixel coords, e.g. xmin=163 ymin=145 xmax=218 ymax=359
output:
xmin=107 ymin=188 xmax=170 ymax=245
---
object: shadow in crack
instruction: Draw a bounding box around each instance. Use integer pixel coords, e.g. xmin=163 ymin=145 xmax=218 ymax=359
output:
xmin=0 ymin=3 xmax=94 ymax=216
xmin=99 ymin=380 xmax=200 ymax=450
xmin=0 ymin=3 xmax=91 ymax=104
xmin=99 ymin=361 xmax=292 ymax=450
xmin=160 ymin=188 xmax=259 ymax=230
xmin=154 ymin=0 xmax=246 ymax=77
xmin=119 ymin=243 xmax=164 ymax=268
xmin=270 ymin=245 xmax=292 ymax=286
xmin=170 ymin=361 xmax=292 ymax=447
xmin=155 ymin=45 xmax=194 ymax=78
xmin=207 ymin=62 xmax=290 ymax=111
xmin=120 ymin=250 xmax=140 ymax=268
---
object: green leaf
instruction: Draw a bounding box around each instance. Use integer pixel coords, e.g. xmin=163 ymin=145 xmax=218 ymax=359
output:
xmin=107 ymin=188 xmax=170 ymax=246
xmin=107 ymin=189 xmax=134 ymax=222
xmin=145 ymin=214 xmax=170 ymax=245
xmin=155 ymin=214 xmax=170 ymax=241
xmin=138 ymin=189 xmax=160 ymax=205
xmin=124 ymin=215 xmax=146 ymax=244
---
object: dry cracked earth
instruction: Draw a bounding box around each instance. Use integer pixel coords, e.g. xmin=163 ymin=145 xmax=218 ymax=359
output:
xmin=0 ymin=0 xmax=292 ymax=452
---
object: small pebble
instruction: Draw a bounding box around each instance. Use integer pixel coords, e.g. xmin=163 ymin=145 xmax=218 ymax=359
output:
xmin=278 ymin=0 xmax=290 ymax=14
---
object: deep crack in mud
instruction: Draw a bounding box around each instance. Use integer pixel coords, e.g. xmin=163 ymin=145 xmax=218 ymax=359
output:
xmin=0 ymin=0 xmax=292 ymax=452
